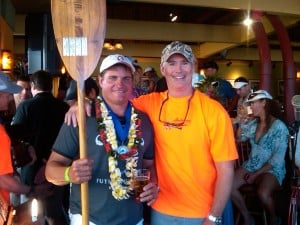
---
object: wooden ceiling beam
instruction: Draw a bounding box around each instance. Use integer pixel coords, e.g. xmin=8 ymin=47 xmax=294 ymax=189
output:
xmin=124 ymin=0 xmax=300 ymax=16
xmin=106 ymin=19 xmax=244 ymax=43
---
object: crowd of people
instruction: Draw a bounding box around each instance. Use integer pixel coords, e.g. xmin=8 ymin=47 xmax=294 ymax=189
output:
xmin=0 ymin=40 xmax=292 ymax=225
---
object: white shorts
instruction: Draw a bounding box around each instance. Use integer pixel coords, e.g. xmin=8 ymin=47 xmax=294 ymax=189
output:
xmin=70 ymin=213 xmax=143 ymax=225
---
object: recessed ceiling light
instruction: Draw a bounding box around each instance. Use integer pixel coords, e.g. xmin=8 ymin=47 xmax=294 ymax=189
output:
xmin=169 ymin=13 xmax=178 ymax=22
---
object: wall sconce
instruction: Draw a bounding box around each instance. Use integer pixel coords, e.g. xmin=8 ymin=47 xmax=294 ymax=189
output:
xmin=297 ymin=71 xmax=300 ymax=79
xmin=199 ymin=69 xmax=205 ymax=75
xmin=1 ymin=50 xmax=13 ymax=71
xmin=61 ymin=65 xmax=66 ymax=75
xmin=103 ymin=41 xmax=123 ymax=51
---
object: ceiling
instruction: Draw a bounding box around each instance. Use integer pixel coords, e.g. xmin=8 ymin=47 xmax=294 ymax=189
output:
xmin=10 ymin=0 xmax=300 ymax=62
xmin=11 ymin=1 xmax=246 ymax=25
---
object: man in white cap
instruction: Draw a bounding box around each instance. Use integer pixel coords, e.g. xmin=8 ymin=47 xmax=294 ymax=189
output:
xmin=46 ymin=54 xmax=158 ymax=225
xmin=233 ymin=77 xmax=252 ymax=124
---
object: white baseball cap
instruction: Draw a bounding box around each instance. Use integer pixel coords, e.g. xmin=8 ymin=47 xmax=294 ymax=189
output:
xmin=99 ymin=54 xmax=135 ymax=74
xmin=0 ymin=72 xmax=22 ymax=94
xmin=245 ymin=90 xmax=272 ymax=105
xmin=233 ymin=77 xmax=249 ymax=89
xmin=144 ymin=66 xmax=155 ymax=74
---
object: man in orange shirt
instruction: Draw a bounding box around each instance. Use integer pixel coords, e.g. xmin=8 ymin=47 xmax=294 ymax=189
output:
xmin=65 ymin=42 xmax=238 ymax=225
xmin=0 ymin=72 xmax=34 ymax=204
xmin=132 ymin=41 xmax=238 ymax=225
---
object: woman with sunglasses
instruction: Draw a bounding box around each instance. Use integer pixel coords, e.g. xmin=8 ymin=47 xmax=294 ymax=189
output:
xmin=231 ymin=90 xmax=289 ymax=225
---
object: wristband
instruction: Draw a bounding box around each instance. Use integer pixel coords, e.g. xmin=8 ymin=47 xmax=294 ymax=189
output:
xmin=64 ymin=166 xmax=71 ymax=183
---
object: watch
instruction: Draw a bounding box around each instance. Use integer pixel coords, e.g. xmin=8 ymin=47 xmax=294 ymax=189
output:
xmin=208 ymin=214 xmax=222 ymax=225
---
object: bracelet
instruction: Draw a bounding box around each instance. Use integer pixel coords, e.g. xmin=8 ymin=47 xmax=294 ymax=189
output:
xmin=64 ymin=166 xmax=71 ymax=183
xmin=208 ymin=214 xmax=222 ymax=225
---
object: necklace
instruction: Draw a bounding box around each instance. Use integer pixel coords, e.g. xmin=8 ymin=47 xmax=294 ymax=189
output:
xmin=158 ymin=90 xmax=194 ymax=129
xmin=95 ymin=96 xmax=142 ymax=200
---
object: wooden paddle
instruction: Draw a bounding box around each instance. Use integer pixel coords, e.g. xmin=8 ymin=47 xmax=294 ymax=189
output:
xmin=51 ymin=1 xmax=106 ymax=224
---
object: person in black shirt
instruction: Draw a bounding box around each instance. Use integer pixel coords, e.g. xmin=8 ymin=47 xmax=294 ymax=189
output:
xmin=12 ymin=70 xmax=70 ymax=225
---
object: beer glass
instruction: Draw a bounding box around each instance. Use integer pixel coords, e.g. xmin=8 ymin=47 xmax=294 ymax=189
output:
xmin=132 ymin=169 xmax=150 ymax=200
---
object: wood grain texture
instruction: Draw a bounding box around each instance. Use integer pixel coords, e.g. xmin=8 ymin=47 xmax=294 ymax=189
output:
xmin=51 ymin=0 xmax=106 ymax=82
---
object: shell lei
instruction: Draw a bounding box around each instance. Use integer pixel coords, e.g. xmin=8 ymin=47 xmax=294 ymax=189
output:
xmin=95 ymin=97 xmax=142 ymax=200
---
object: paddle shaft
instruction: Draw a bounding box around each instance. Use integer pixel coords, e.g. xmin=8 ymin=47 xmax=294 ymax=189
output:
xmin=77 ymin=79 xmax=89 ymax=225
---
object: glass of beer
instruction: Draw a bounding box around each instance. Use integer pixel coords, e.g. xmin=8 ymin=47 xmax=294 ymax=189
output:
xmin=132 ymin=169 xmax=150 ymax=200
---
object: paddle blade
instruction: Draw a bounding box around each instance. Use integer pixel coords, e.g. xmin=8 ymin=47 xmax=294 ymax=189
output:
xmin=51 ymin=0 xmax=106 ymax=81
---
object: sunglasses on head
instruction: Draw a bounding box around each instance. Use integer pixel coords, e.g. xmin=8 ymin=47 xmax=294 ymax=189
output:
xmin=247 ymin=92 xmax=269 ymax=101
xmin=247 ymin=93 xmax=259 ymax=101
xmin=235 ymin=77 xmax=248 ymax=83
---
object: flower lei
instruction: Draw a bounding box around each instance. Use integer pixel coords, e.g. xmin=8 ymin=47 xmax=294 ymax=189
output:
xmin=196 ymin=76 xmax=222 ymax=102
xmin=95 ymin=96 xmax=143 ymax=200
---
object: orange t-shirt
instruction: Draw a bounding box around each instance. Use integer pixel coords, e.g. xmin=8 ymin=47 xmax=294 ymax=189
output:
xmin=0 ymin=124 xmax=14 ymax=204
xmin=132 ymin=90 xmax=238 ymax=218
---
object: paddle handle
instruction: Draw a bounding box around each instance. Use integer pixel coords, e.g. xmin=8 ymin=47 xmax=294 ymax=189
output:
xmin=77 ymin=80 xmax=89 ymax=225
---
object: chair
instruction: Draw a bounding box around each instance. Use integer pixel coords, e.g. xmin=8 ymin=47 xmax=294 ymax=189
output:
xmin=234 ymin=184 xmax=268 ymax=225
xmin=234 ymin=140 xmax=251 ymax=169
xmin=0 ymin=193 xmax=14 ymax=225
xmin=234 ymin=140 xmax=268 ymax=225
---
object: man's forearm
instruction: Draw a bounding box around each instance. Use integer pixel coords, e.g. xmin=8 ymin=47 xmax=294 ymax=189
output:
xmin=209 ymin=160 xmax=235 ymax=216
xmin=0 ymin=174 xmax=31 ymax=195
xmin=45 ymin=158 xmax=71 ymax=186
